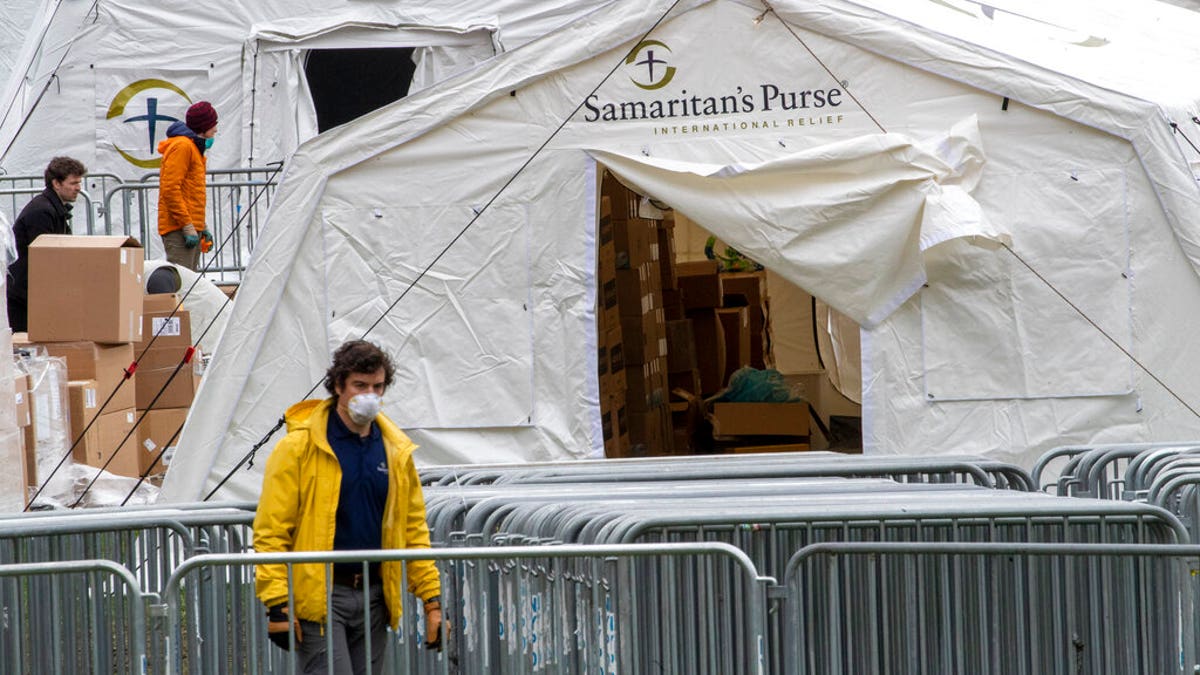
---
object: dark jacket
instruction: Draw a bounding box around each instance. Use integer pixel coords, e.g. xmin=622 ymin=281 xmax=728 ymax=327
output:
xmin=6 ymin=187 xmax=72 ymax=331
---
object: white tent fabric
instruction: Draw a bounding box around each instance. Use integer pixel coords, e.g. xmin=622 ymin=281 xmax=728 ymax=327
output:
xmin=0 ymin=0 xmax=42 ymax=91
xmin=590 ymin=115 xmax=1006 ymax=328
xmin=161 ymin=0 xmax=1200 ymax=502
xmin=0 ymin=0 xmax=617 ymax=176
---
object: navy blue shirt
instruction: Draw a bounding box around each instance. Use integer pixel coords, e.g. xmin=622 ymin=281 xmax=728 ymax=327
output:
xmin=327 ymin=407 xmax=389 ymax=574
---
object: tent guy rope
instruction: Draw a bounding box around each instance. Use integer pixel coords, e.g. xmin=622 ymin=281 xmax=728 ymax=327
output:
xmin=202 ymin=0 xmax=691 ymax=501
xmin=25 ymin=160 xmax=284 ymax=509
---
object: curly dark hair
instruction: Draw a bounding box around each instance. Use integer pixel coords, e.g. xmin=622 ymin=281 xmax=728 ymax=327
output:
xmin=323 ymin=340 xmax=395 ymax=395
xmin=44 ymin=156 xmax=86 ymax=189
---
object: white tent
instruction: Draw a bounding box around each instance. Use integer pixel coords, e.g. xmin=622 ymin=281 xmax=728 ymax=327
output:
xmin=161 ymin=0 xmax=1200 ymax=502
xmin=0 ymin=0 xmax=616 ymax=177
xmin=0 ymin=0 xmax=43 ymax=92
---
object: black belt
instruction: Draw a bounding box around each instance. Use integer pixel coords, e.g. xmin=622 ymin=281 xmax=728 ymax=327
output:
xmin=331 ymin=564 xmax=381 ymax=589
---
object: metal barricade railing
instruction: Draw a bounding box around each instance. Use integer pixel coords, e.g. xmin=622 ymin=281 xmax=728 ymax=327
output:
xmin=428 ymin=453 xmax=1034 ymax=490
xmin=783 ymin=541 xmax=1200 ymax=675
xmin=0 ymin=507 xmax=255 ymax=593
xmin=0 ymin=187 xmax=97 ymax=235
xmin=140 ymin=166 xmax=282 ymax=184
xmin=0 ymin=559 xmax=147 ymax=674
xmin=102 ymin=178 xmax=276 ymax=282
xmin=158 ymin=543 xmax=771 ymax=675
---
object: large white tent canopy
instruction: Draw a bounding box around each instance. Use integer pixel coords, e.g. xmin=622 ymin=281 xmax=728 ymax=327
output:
xmin=131 ymin=0 xmax=1200 ymax=502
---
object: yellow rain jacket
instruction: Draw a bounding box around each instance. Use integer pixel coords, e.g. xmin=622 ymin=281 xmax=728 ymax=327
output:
xmin=253 ymin=398 xmax=440 ymax=629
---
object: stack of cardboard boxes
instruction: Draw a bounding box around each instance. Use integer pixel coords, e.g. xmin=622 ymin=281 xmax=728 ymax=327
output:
xmin=14 ymin=235 xmax=198 ymax=498
xmin=596 ymin=176 xmax=808 ymax=456
xmin=597 ymin=175 xmax=673 ymax=457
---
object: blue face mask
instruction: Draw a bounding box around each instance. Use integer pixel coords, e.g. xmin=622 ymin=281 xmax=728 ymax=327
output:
xmin=204 ymin=137 xmax=214 ymax=149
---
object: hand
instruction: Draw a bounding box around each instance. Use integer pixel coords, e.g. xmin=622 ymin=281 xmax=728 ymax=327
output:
xmin=199 ymin=228 xmax=214 ymax=252
xmin=182 ymin=224 xmax=199 ymax=248
xmin=424 ymin=598 xmax=445 ymax=651
xmin=266 ymin=604 xmax=302 ymax=650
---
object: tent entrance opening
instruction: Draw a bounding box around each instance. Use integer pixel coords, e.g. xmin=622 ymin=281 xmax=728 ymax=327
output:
xmin=304 ymin=48 xmax=416 ymax=132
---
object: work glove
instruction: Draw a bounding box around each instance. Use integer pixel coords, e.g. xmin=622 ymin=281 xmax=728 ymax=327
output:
xmin=266 ymin=603 xmax=303 ymax=651
xmin=182 ymin=224 xmax=200 ymax=248
xmin=199 ymin=228 xmax=214 ymax=253
xmin=424 ymin=596 xmax=445 ymax=652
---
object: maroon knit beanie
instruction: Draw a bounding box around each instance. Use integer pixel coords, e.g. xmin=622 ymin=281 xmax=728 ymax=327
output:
xmin=185 ymin=101 xmax=218 ymax=135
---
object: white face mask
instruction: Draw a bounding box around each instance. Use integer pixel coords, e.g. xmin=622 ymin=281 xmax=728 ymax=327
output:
xmin=346 ymin=393 xmax=382 ymax=426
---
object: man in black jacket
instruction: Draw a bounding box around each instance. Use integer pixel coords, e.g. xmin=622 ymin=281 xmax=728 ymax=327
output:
xmin=6 ymin=157 xmax=86 ymax=331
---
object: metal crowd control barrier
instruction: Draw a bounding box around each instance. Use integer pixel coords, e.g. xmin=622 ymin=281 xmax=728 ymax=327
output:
xmin=158 ymin=543 xmax=770 ymax=675
xmin=0 ymin=559 xmax=147 ymax=674
xmin=425 ymin=453 xmax=1035 ymax=490
xmin=1033 ymin=441 xmax=1200 ymax=498
xmin=102 ymin=178 xmax=275 ymax=282
xmin=0 ymin=187 xmax=97 ymax=234
xmin=0 ymin=173 xmax=123 ymax=231
xmin=0 ymin=507 xmax=255 ymax=590
xmin=139 ymin=166 xmax=282 ymax=184
xmin=783 ymin=541 xmax=1200 ymax=675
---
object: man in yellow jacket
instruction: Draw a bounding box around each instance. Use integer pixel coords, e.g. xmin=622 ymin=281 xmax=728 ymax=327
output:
xmin=253 ymin=340 xmax=444 ymax=672
xmin=157 ymin=101 xmax=217 ymax=271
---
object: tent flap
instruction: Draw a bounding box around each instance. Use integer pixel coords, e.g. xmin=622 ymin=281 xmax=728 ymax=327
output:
xmin=588 ymin=115 xmax=1008 ymax=328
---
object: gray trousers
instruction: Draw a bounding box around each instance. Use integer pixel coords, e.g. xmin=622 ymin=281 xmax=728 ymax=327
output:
xmin=161 ymin=229 xmax=201 ymax=272
xmin=296 ymin=583 xmax=389 ymax=675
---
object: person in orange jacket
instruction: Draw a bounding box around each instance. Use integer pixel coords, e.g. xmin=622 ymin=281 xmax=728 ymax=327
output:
xmin=157 ymin=101 xmax=217 ymax=271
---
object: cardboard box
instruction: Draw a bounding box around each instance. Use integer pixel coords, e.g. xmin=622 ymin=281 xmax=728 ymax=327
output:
xmin=601 ymin=173 xmax=640 ymax=221
xmin=611 ymin=216 xmax=656 ymax=269
xmin=143 ymin=293 xmax=181 ymax=314
xmin=626 ymin=358 xmax=667 ymax=411
xmin=616 ymin=262 xmax=660 ymax=317
xmin=605 ymin=325 xmax=627 ymax=397
xmin=67 ymin=379 xmax=100 ymax=446
xmin=717 ymin=307 xmax=751 ymax=384
xmin=40 ymin=341 xmax=136 ymax=412
xmin=602 ymin=396 xmax=630 ymax=458
xmin=620 ymin=309 xmax=666 ymax=365
xmin=720 ymin=272 xmax=769 ymax=367
xmin=14 ymin=373 xmax=31 ymax=428
xmin=136 ymin=407 xmax=188 ymax=475
xmin=710 ymin=402 xmax=810 ymax=437
xmin=676 ymin=260 xmax=721 ymax=309
xmin=599 ymin=277 xmax=619 ymax=332
xmin=668 ymin=369 xmax=702 ymax=396
xmin=83 ymin=407 xmax=141 ymax=477
xmin=731 ymin=443 xmax=812 ymax=454
xmin=28 ymin=235 xmax=144 ymax=343
xmin=665 ymin=319 xmax=697 ymax=374
xmin=662 ymin=287 xmax=685 ymax=321
xmin=657 ymin=226 xmax=677 ymax=290
xmin=688 ymin=309 xmax=726 ymax=394
xmin=21 ymin=427 xmax=36 ymax=492
xmin=135 ymin=346 xmax=198 ymax=409
xmin=629 ymin=406 xmax=671 ymax=457
xmin=134 ymin=307 xmax=191 ymax=354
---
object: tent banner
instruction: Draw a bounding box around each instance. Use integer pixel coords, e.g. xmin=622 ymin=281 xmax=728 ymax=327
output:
xmin=94 ymin=68 xmax=211 ymax=173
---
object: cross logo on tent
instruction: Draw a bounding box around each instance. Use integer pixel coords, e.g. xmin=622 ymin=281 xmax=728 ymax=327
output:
xmin=105 ymin=78 xmax=193 ymax=169
xmin=625 ymin=40 xmax=676 ymax=91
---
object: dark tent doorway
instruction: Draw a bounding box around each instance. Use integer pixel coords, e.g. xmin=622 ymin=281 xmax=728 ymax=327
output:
xmin=304 ymin=48 xmax=416 ymax=132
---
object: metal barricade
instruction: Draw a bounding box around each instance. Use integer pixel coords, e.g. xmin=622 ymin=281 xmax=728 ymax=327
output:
xmin=0 ymin=559 xmax=147 ymax=674
xmin=158 ymin=543 xmax=770 ymax=675
xmin=103 ymin=178 xmax=276 ymax=282
xmin=0 ymin=507 xmax=255 ymax=592
xmin=0 ymin=187 xmax=97 ymax=235
xmin=140 ymin=166 xmax=282 ymax=184
xmin=427 ymin=453 xmax=1034 ymax=490
xmin=783 ymin=541 xmax=1200 ymax=675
